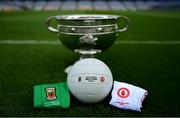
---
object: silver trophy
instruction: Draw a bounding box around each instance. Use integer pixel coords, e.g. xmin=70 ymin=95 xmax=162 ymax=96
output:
xmin=46 ymin=14 xmax=129 ymax=58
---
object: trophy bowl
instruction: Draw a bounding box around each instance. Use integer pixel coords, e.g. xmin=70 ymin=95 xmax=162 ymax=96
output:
xmin=47 ymin=14 xmax=129 ymax=56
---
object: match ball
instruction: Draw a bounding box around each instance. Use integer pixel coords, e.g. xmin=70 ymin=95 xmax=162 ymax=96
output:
xmin=67 ymin=58 xmax=113 ymax=103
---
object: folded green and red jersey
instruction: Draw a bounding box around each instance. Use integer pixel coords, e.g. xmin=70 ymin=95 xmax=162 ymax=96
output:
xmin=34 ymin=82 xmax=70 ymax=109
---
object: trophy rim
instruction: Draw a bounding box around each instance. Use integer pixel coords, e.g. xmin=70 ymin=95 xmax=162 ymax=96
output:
xmin=55 ymin=14 xmax=120 ymax=20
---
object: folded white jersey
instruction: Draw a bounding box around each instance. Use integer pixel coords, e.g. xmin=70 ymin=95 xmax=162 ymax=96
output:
xmin=109 ymin=81 xmax=148 ymax=112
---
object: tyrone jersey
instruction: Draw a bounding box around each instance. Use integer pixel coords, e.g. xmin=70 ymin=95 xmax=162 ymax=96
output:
xmin=109 ymin=81 xmax=148 ymax=112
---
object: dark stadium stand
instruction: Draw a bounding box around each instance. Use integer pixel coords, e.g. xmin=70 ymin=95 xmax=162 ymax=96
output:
xmin=78 ymin=1 xmax=92 ymax=10
xmin=109 ymin=1 xmax=127 ymax=11
xmin=0 ymin=0 xmax=180 ymax=11
xmin=44 ymin=1 xmax=61 ymax=10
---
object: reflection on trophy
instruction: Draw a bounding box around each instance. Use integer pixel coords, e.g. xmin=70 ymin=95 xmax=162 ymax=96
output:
xmin=46 ymin=15 xmax=130 ymax=103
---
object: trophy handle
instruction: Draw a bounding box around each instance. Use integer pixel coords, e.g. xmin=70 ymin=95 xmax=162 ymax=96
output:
xmin=117 ymin=16 xmax=130 ymax=32
xmin=46 ymin=16 xmax=58 ymax=33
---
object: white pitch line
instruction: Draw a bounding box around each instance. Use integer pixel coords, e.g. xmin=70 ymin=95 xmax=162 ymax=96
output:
xmin=116 ymin=40 xmax=180 ymax=44
xmin=0 ymin=40 xmax=61 ymax=45
xmin=0 ymin=40 xmax=180 ymax=45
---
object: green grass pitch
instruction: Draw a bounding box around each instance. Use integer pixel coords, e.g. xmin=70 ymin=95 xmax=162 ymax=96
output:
xmin=0 ymin=10 xmax=180 ymax=117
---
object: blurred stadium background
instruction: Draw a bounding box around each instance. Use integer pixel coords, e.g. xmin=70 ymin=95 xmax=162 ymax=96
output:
xmin=1 ymin=0 xmax=180 ymax=11
xmin=0 ymin=0 xmax=180 ymax=117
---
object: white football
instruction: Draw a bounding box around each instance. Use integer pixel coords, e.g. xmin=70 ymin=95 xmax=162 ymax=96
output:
xmin=67 ymin=58 xmax=113 ymax=103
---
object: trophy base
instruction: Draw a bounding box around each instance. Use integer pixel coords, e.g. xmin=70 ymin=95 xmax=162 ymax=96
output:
xmin=65 ymin=49 xmax=101 ymax=74
xmin=74 ymin=49 xmax=101 ymax=59
xmin=65 ymin=65 xmax=72 ymax=74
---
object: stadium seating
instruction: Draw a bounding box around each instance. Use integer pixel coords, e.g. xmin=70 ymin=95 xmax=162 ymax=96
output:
xmin=24 ymin=1 xmax=34 ymax=10
xmin=44 ymin=1 xmax=61 ymax=11
xmin=33 ymin=1 xmax=46 ymax=11
xmin=61 ymin=0 xmax=77 ymax=10
xmin=123 ymin=1 xmax=137 ymax=11
xmin=0 ymin=0 xmax=180 ymax=11
xmin=135 ymin=1 xmax=150 ymax=10
xmin=109 ymin=1 xmax=127 ymax=11
xmin=78 ymin=1 xmax=92 ymax=10
xmin=93 ymin=0 xmax=109 ymax=10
